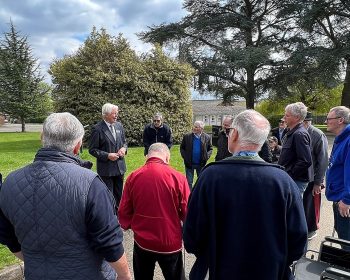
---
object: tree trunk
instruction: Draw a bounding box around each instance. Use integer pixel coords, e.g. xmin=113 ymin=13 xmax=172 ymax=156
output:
xmin=21 ymin=119 xmax=26 ymax=132
xmin=246 ymin=68 xmax=256 ymax=109
xmin=341 ymin=58 xmax=350 ymax=108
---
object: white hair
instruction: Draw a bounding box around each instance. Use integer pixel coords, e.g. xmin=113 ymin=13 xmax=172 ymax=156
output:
xmin=223 ymin=115 xmax=234 ymax=123
xmin=330 ymin=106 xmax=350 ymax=124
xmin=102 ymin=103 xmax=118 ymax=116
xmin=194 ymin=120 xmax=205 ymax=129
xmin=231 ymin=110 xmax=271 ymax=147
xmin=42 ymin=112 xmax=84 ymax=153
xmin=285 ymin=102 xmax=308 ymax=121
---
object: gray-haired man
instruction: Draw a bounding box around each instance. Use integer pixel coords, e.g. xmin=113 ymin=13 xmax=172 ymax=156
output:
xmin=180 ymin=121 xmax=213 ymax=189
xmin=278 ymin=102 xmax=312 ymax=196
xmin=0 ymin=112 xmax=131 ymax=280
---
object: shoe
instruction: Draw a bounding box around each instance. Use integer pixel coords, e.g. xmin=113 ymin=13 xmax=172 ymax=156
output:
xmin=308 ymin=231 xmax=317 ymax=240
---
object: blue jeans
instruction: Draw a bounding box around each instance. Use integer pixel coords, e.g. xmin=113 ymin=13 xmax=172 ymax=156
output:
xmin=185 ymin=165 xmax=202 ymax=190
xmin=294 ymin=180 xmax=308 ymax=198
xmin=333 ymin=202 xmax=350 ymax=251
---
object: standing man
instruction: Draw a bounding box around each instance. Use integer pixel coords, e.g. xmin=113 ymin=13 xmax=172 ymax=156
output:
xmin=325 ymin=106 xmax=350 ymax=243
xmin=302 ymin=112 xmax=329 ymax=240
xmin=278 ymin=102 xmax=312 ymax=196
xmin=143 ymin=112 xmax=172 ymax=156
xmin=180 ymin=121 xmax=213 ymax=189
xmin=183 ymin=110 xmax=307 ymax=280
xmin=215 ymin=115 xmax=233 ymax=161
xmin=271 ymin=118 xmax=287 ymax=145
xmin=89 ymin=103 xmax=127 ymax=208
xmin=118 ymin=143 xmax=190 ymax=280
xmin=0 ymin=113 xmax=131 ymax=280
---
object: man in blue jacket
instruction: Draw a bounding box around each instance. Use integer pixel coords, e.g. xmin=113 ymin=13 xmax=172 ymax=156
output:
xmin=325 ymin=106 xmax=350 ymax=244
xmin=183 ymin=110 xmax=307 ymax=280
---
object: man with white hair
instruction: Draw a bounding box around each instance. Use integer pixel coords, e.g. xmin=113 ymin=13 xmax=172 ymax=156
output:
xmin=278 ymin=102 xmax=312 ymax=196
xmin=0 ymin=112 xmax=131 ymax=280
xmin=89 ymin=103 xmax=128 ymax=208
xmin=325 ymin=106 xmax=350 ymax=244
xmin=180 ymin=120 xmax=213 ymax=189
xmin=184 ymin=110 xmax=307 ymax=280
xmin=118 ymin=143 xmax=189 ymax=279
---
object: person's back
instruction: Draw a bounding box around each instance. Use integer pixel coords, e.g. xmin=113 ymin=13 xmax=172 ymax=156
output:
xmin=183 ymin=109 xmax=307 ymax=280
xmin=1 ymin=150 xmax=114 ymax=279
xmin=184 ymin=160 xmax=306 ymax=280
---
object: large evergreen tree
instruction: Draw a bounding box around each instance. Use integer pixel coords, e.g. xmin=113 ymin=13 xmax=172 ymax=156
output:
xmin=286 ymin=0 xmax=350 ymax=107
xmin=0 ymin=21 xmax=45 ymax=131
xmin=50 ymin=28 xmax=194 ymax=145
xmin=140 ymin=0 xmax=301 ymax=109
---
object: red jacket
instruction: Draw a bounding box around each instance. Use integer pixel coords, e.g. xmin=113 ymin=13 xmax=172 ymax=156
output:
xmin=118 ymin=157 xmax=190 ymax=253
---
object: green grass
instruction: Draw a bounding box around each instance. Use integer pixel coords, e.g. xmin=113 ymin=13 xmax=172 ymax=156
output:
xmin=0 ymin=132 xmax=217 ymax=268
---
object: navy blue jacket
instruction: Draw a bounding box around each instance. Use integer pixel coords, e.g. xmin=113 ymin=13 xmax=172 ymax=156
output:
xmin=89 ymin=120 xmax=127 ymax=177
xmin=278 ymin=123 xmax=312 ymax=182
xmin=143 ymin=123 xmax=172 ymax=155
xmin=184 ymin=158 xmax=307 ymax=280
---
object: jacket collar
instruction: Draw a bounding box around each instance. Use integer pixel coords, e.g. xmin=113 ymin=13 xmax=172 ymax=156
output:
xmin=34 ymin=148 xmax=89 ymax=168
xmin=335 ymin=124 xmax=350 ymax=144
xmin=146 ymin=157 xmax=168 ymax=165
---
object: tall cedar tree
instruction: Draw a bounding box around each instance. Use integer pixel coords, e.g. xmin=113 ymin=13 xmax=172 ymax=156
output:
xmin=0 ymin=22 xmax=44 ymax=131
xmin=140 ymin=0 xmax=301 ymax=109
xmin=286 ymin=0 xmax=350 ymax=107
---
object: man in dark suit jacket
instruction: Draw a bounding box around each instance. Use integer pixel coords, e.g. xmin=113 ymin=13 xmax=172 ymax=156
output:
xmin=180 ymin=121 xmax=213 ymax=190
xmin=271 ymin=118 xmax=287 ymax=145
xmin=89 ymin=103 xmax=128 ymax=208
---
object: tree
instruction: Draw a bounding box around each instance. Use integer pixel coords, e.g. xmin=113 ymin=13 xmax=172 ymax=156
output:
xmin=287 ymin=0 xmax=350 ymax=107
xmin=0 ymin=21 xmax=45 ymax=131
xmin=50 ymin=28 xmax=195 ymax=145
xmin=140 ymin=0 xmax=302 ymax=109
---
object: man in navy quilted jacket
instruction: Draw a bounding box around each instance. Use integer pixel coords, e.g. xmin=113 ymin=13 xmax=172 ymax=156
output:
xmin=0 ymin=112 xmax=131 ymax=280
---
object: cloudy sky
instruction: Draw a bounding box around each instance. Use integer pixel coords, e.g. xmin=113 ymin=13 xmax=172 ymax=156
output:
xmin=0 ymin=0 xmax=187 ymax=82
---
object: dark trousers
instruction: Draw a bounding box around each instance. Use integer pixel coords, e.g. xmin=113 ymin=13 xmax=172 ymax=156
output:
xmin=100 ymin=175 xmax=124 ymax=208
xmin=133 ymin=243 xmax=185 ymax=280
xmin=303 ymin=182 xmax=321 ymax=232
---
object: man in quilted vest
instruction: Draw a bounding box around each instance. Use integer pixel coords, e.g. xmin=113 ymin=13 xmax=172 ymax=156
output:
xmin=0 ymin=112 xmax=131 ymax=280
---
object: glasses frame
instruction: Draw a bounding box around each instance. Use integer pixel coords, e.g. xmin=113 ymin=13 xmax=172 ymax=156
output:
xmin=325 ymin=117 xmax=342 ymax=122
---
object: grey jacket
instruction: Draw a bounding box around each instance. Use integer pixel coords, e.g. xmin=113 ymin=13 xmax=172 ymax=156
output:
xmin=307 ymin=125 xmax=329 ymax=185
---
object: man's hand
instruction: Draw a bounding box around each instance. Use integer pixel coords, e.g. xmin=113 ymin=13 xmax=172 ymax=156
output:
xmin=117 ymin=147 xmax=126 ymax=157
xmin=338 ymin=201 xmax=350 ymax=218
xmin=108 ymin=153 xmax=119 ymax=161
xmin=312 ymin=184 xmax=322 ymax=196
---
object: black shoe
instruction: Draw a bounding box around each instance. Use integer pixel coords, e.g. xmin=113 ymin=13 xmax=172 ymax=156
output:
xmin=308 ymin=231 xmax=317 ymax=240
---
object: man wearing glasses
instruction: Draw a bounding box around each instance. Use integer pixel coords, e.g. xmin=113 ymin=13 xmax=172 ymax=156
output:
xmin=271 ymin=118 xmax=287 ymax=145
xmin=143 ymin=113 xmax=173 ymax=156
xmin=325 ymin=106 xmax=350 ymax=245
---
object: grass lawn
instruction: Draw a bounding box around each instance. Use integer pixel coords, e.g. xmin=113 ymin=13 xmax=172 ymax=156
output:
xmin=0 ymin=132 xmax=217 ymax=269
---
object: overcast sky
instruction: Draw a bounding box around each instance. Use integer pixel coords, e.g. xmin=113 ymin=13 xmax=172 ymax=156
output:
xmin=0 ymin=0 xmax=187 ymax=82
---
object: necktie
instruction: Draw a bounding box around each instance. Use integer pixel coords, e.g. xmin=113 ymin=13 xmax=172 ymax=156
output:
xmin=110 ymin=125 xmax=116 ymax=140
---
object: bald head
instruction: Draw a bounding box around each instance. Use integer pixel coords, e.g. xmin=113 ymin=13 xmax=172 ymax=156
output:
xmin=147 ymin=143 xmax=170 ymax=163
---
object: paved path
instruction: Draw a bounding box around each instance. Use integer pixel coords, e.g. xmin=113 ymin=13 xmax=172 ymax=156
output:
xmin=0 ymin=123 xmax=43 ymax=132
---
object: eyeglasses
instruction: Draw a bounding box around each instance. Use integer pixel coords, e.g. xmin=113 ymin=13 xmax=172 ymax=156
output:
xmin=325 ymin=117 xmax=341 ymax=122
xmin=153 ymin=120 xmax=161 ymax=123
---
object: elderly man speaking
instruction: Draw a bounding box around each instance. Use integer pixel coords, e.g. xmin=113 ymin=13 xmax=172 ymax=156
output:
xmin=183 ymin=110 xmax=307 ymax=280
xmin=0 ymin=112 xmax=131 ymax=280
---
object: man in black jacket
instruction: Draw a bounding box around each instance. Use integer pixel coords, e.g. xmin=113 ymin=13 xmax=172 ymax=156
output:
xmin=215 ymin=115 xmax=233 ymax=161
xmin=143 ymin=113 xmax=172 ymax=156
xmin=180 ymin=121 xmax=213 ymax=189
xmin=278 ymin=102 xmax=312 ymax=197
xmin=89 ymin=103 xmax=128 ymax=208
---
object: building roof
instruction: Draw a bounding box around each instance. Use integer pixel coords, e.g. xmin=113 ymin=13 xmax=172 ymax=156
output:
xmin=192 ymin=100 xmax=246 ymax=116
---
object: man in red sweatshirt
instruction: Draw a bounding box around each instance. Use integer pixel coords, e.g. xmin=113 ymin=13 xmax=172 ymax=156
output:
xmin=118 ymin=143 xmax=190 ymax=280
